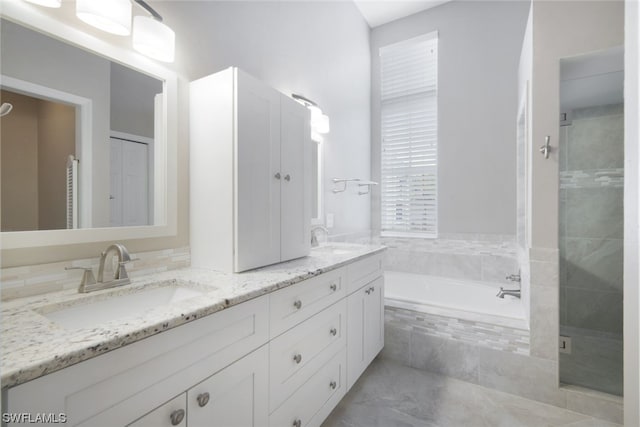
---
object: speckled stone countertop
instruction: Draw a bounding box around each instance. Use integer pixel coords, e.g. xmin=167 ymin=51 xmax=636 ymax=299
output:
xmin=1 ymin=243 xmax=385 ymax=389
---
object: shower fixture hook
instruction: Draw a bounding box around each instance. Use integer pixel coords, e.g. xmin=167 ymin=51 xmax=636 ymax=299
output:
xmin=539 ymin=136 xmax=551 ymax=159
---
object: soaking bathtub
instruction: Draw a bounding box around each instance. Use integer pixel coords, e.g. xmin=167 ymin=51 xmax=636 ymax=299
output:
xmin=384 ymin=270 xmax=528 ymax=330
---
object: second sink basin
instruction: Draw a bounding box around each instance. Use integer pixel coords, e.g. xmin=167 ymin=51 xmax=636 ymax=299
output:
xmin=40 ymin=284 xmax=204 ymax=330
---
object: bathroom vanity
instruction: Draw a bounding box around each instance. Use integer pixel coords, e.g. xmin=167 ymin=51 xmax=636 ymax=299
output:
xmin=1 ymin=244 xmax=384 ymax=427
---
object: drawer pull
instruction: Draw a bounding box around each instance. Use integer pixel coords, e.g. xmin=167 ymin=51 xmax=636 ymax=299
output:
xmin=169 ymin=409 xmax=185 ymax=426
xmin=197 ymin=392 xmax=210 ymax=407
xmin=293 ymin=300 xmax=302 ymax=310
xmin=293 ymin=419 xmax=302 ymax=427
xmin=293 ymin=353 xmax=303 ymax=364
xmin=330 ymin=283 xmax=337 ymax=291
xmin=330 ymin=328 xmax=337 ymax=336
xmin=330 ymin=381 xmax=337 ymax=390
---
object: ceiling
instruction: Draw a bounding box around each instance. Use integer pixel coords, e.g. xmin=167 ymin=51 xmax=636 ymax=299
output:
xmin=353 ymin=0 xmax=452 ymax=28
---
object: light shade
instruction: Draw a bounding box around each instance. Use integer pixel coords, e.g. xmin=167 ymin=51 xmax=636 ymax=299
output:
xmin=76 ymin=0 xmax=132 ymax=36
xmin=23 ymin=0 xmax=61 ymax=8
xmin=316 ymin=114 xmax=330 ymax=134
xmin=133 ymin=16 xmax=175 ymax=63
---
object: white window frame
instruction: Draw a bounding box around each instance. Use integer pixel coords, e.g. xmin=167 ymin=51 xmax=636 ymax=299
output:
xmin=380 ymin=31 xmax=439 ymax=238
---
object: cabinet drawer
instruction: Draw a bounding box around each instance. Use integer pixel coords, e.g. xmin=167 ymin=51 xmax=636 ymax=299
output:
xmin=346 ymin=254 xmax=383 ymax=294
xmin=269 ymin=348 xmax=346 ymax=427
xmin=269 ymin=300 xmax=346 ymax=411
xmin=128 ymin=394 xmax=186 ymax=427
xmin=270 ymin=268 xmax=346 ymax=337
xmin=9 ymin=296 xmax=269 ymax=427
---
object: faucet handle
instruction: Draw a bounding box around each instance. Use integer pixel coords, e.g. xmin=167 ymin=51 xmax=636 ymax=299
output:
xmin=66 ymin=267 xmax=97 ymax=292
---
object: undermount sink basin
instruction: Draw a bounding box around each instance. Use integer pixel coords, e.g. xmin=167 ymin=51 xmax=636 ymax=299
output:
xmin=40 ymin=285 xmax=204 ymax=330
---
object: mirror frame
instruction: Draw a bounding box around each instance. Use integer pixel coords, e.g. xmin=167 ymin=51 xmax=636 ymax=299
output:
xmin=311 ymin=139 xmax=324 ymax=225
xmin=0 ymin=1 xmax=178 ymax=249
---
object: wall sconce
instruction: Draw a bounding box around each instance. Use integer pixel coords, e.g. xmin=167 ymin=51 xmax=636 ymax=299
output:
xmin=292 ymin=94 xmax=331 ymax=141
xmin=24 ymin=0 xmax=175 ymax=63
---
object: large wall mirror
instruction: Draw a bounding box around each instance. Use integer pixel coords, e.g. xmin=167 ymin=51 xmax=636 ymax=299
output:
xmin=0 ymin=2 xmax=177 ymax=249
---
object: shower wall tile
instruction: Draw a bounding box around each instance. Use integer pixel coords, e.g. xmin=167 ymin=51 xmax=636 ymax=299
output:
xmin=567 ymin=108 xmax=624 ymax=171
xmin=559 ymin=328 xmax=623 ymax=396
xmin=565 ymin=289 xmax=623 ymax=334
xmin=571 ymin=103 xmax=624 ymax=120
xmin=564 ymin=188 xmax=623 ymax=239
xmin=563 ymin=238 xmax=623 ymax=293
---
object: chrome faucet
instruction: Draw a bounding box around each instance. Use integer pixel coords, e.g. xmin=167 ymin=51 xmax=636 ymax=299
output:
xmin=310 ymin=226 xmax=329 ymax=247
xmin=66 ymin=243 xmax=133 ymax=293
xmin=496 ymin=287 xmax=521 ymax=299
xmin=506 ymin=271 xmax=521 ymax=283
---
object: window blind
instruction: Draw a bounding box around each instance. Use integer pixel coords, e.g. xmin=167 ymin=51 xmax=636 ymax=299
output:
xmin=380 ymin=32 xmax=438 ymax=238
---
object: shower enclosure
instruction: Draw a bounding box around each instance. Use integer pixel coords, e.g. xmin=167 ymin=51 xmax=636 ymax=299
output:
xmin=558 ymin=47 xmax=624 ymax=396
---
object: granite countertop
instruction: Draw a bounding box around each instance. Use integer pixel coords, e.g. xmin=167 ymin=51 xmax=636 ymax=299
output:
xmin=0 ymin=243 xmax=385 ymax=389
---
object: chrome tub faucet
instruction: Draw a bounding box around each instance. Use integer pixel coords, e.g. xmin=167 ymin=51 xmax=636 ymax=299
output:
xmin=496 ymin=287 xmax=521 ymax=299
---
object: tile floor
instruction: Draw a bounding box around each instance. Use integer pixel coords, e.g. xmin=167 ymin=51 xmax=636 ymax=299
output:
xmin=322 ymin=358 xmax=621 ymax=427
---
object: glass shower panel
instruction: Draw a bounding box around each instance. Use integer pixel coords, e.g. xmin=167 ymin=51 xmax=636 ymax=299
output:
xmin=558 ymin=47 xmax=624 ymax=396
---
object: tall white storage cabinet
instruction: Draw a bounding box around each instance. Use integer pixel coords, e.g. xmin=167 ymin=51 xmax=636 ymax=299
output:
xmin=190 ymin=68 xmax=311 ymax=273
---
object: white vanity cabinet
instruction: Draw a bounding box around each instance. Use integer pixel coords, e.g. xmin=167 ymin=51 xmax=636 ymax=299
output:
xmin=190 ymin=67 xmax=311 ymax=273
xmin=4 ymin=252 xmax=384 ymax=427
xmin=346 ymin=256 xmax=385 ymax=390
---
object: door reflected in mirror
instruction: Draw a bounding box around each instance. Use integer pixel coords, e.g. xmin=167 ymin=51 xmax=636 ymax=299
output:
xmin=0 ymin=18 xmax=163 ymax=232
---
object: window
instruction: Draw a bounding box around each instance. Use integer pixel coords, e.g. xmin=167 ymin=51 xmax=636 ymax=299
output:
xmin=380 ymin=32 xmax=438 ymax=238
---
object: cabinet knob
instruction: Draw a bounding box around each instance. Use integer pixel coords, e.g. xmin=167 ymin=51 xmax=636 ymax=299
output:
xmin=370 ymin=286 xmax=375 ymax=292
xmin=284 ymin=174 xmax=291 ymax=182
xmin=274 ymin=172 xmax=281 ymax=179
xmin=293 ymin=353 xmax=303 ymax=364
xmin=365 ymin=289 xmax=371 ymax=295
xmin=196 ymin=392 xmax=210 ymax=407
xmin=330 ymin=328 xmax=337 ymax=336
xmin=330 ymin=283 xmax=337 ymax=292
xmin=329 ymin=381 xmax=337 ymax=390
xmin=293 ymin=300 xmax=302 ymax=310
xmin=293 ymin=419 xmax=302 ymax=427
xmin=169 ymin=409 xmax=185 ymax=426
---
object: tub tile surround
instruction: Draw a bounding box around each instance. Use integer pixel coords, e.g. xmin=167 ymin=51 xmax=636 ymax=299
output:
xmin=0 ymin=247 xmax=191 ymax=301
xmin=377 ymin=234 xmax=520 ymax=287
xmin=0 ymin=243 xmax=385 ymax=388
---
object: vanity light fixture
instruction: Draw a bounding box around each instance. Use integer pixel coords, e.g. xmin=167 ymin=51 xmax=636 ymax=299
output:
xmin=291 ymin=93 xmax=331 ymax=137
xmin=27 ymin=0 xmax=176 ymax=62
xmin=76 ymin=0 xmax=132 ymax=36
xmin=23 ymin=0 xmax=61 ymax=8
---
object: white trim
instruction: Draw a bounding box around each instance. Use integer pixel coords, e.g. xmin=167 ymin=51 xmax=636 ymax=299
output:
xmin=0 ymin=1 xmax=178 ymax=249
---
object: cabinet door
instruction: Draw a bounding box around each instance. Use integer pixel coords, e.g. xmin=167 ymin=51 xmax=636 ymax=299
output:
xmin=280 ymin=94 xmax=311 ymax=261
xmin=364 ymin=277 xmax=385 ymax=361
xmin=236 ymin=70 xmax=282 ymax=271
xmin=187 ymin=345 xmax=269 ymax=427
xmin=346 ymin=276 xmax=385 ymax=390
xmin=346 ymin=285 xmax=367 ymax=390
xmin=128 ymin=394 xmax=186 ymax=427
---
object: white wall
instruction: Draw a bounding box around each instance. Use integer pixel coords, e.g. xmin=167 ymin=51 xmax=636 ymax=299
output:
xmin=160 ymin=0 xmax=372 ymax=236
xmin=370 ymin=1 xmax=530 ymax=237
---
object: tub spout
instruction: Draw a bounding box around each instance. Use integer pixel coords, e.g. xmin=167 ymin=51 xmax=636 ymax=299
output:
xmin=497 ymin=287 xmax=521 ymax=299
